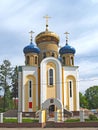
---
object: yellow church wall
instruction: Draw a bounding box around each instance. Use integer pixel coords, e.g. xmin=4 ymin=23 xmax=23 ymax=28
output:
xmin=66 ymin=75 xmax=77 ymax=111
xmin=25 ymin=80 xmax=29 ymax=111
xmin=66 ymin=81 xmax=69 ymax=110
xmin=38 ymin=43 xmax=59 ymax=63
xmin=38 ymin=42 xmax=58 ymax=52
xmin=46 ymin=62 xmax=56 ymax=99
xmin=62 ymin=54 xmax=74 ymax=66
xmin=25 ymin=53 xmax=38 ymax=66
xmin=24 ymin=75 xmax=36 ymax=112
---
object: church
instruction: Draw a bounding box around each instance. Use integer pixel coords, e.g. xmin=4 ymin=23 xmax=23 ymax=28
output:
xmin=18 ymin=16 xmax=79 ymax=117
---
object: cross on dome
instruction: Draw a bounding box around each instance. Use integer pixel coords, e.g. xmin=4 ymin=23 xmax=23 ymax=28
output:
xmin=29 ymin=30 xmax=34 ymax=43
xmin=43 ymin=15 xmax=51 ymax=31
xmin=64 ymin=32 xmax=70 ymax=45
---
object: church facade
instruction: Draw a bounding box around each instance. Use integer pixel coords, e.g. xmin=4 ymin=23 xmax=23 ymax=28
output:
xmin=18 ymin=18 xmax=79 ymax=114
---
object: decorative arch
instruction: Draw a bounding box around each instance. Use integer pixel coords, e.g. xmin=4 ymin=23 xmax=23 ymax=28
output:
xmin=66 ymin=75 xmax=77 ymax=111
xmin=24 ymin=74 xmax=36 ymax=111
xmin=66 ymin=75 xmax=76 ymax=81
xmin=42 ymin=98 xmax=63 ymax=109
xmin=40 ymin=57 xmax=62 ymax=108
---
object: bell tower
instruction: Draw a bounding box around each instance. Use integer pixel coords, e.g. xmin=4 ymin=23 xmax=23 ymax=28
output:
xmin=59 ymin=32 xmax=75 ymax=66
xmin=35 ymin=15 xmax=59 ymax=64
xmin=23 ymin=31 xmax=40 ymax=66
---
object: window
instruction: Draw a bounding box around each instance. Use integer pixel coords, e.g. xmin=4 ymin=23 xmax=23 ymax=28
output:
xmin=43 ymin=52 xmax=46 ymax=58
xmin=48 ymin=69 xmax=54 ymax=86
xmin=69 ymin=81 xmax=72 ymax=97
xmin=35 ymin=56 xmax=37 ymax=64
xmin=29 ymin=80 xmax=32 ymax=98
xmin=71 ymin=57 xmax=74 ymax=65
xmin=63 ymin=57 xmax=65 ymax=65
xmin=27 ymin=56 xmax=30 ymax=65
xmin=52 ymin=52 xmax=54 ymax=57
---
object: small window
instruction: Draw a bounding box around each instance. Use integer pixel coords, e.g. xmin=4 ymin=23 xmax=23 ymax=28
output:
xmin=35 ymin=56 xmax=37 ymax=64
xmin=29 ymin=80 xmax=32 ymax=98
xmin=48 ymin=69 xmax=54 ymax=86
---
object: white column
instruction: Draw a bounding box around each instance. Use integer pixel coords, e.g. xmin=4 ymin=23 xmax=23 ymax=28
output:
xmin=54 ymin=111 xmax=58 ymax=122
xmin=80 ymin=110 xmax=84 ymax=122
xmin=0 ymin=113 xmax=3 ymax=123
xmin=39 ymin=110 xmax=42 ymax=123
xmin=18 ymin=112 xmax=22 ymax=123
xmin=62 ymin=108 xmax=64 ymax=121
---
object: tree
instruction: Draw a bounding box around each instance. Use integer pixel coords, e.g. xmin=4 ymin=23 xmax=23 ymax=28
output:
xmin=85 ymin=86 xmax=98 ymax=109
xmin=79 ymin=92 xmax=88 ymax=108
xmin=11 ymin=66 xmax=18 ymax=109
xmin=0 ymin=60 xmax=12 ymax=111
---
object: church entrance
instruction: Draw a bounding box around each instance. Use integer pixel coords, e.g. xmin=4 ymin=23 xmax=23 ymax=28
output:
xmin=49 ymin=105 xmax=55 ymax=117
xmin=41 ymin=98 xmax=64 ymax=122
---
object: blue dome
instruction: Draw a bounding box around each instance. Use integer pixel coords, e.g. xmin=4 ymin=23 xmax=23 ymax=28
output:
xmin=59 ymin=44 xmax=76 ymax=55
xmin=23 ymin=42 xmax=40 ymax=54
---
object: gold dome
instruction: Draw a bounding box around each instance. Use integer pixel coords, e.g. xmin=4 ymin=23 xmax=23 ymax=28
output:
xmin=35 ymin=30 xmax=60 ymax=45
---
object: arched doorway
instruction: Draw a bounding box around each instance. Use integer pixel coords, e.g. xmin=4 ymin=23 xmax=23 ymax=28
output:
xmin=42 ymin=98 xmax=63 ymax=121
xmin=49 ymin=105 xmax=55 ymax=117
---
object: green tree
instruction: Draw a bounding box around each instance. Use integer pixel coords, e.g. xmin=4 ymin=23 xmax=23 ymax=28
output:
xmin=0 ymin=60 xmax=12 ymax=111
xmin=79 ymin=92 xmax=88 ymax=108
xmin=85 ymin=86 xmax=98 ymax=109
xmin=11 ymin=66 xmax=18 ymax=109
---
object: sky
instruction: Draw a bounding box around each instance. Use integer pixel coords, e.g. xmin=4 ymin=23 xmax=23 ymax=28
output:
xmin=0 ymin=0 xmax=98 ymax=94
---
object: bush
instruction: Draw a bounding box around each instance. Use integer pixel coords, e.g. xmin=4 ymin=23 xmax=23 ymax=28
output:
xmin=89 ymin=114 xmax=97 ymax=120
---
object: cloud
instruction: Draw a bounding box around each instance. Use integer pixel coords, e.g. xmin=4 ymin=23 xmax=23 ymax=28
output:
xmin=0 ymin=0 xmax=98 ymax=93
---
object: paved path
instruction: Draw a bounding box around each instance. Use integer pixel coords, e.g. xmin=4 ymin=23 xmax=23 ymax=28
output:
xmin=0 ymin=128 xmax=98 ymax=130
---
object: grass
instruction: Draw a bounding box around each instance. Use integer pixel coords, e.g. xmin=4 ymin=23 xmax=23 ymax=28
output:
xmin=65 ymin=118 xmax=98 ymax=122
xmin=85 ymin=118 xmax=98 ymax=122
xmin=4 ymin=118 xmax=18 ymax=123
xmin=65 ymin=118 xmax=80 ymax=122
xmin=3 ymin=118 xmax=39 ymax=123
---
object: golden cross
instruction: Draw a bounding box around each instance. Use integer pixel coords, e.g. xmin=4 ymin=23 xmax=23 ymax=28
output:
xmin=29 ymin=30 xmax=34 ymax=42
xmin=64 ymin=32 xmax=70 ymax=45
xmin=43 ymin=15 xmax=51 ymax=25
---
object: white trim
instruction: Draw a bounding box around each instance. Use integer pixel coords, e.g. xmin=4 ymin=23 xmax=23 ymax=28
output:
xmin=64 ymin=80 xmax=66 ymax=109
xmin=76 ymin=72 xmax=80 ymax=110
xmin=22 ymin=74 xmax=25 ymax=112
xmin=29 ymin=108 xmax=32 ymax=112
xmin=21 ymin=66 xmax=38 ymax=112
xmin=40 ymin=57 xmax=62 ymax=108
xmin=42 ymin=98 xmax=63 ymax=109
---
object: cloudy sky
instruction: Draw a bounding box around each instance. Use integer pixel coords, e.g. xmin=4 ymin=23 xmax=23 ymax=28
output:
xmin=0 ymin=0 xmax=98 ymax=93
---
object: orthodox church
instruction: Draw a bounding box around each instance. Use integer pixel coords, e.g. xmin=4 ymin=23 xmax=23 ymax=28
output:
xmin=18 ymin=16 xmax=79 ymax=116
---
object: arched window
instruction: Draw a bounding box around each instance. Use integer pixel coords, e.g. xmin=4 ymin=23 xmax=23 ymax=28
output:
xmin=35 ymin=56 xmax=37 ymax=64
xmin=63 ymin=57 xmax=65 ymax=65
xmin=71 ymin=57 xmax=74 ymax=65
xmin=69 ymin=81 xmax=72 ymax=97
xmin=29 ymin=80 xmax=32 ymax=98
xmin=48 ymin=68 xmax=54 ymax=86
xmin=43 ymin=52 xmax=46 ymax=58
xmin=52 ymin=52 xmax=55 ymax=57
xmin=27 ymin=56 xmax=30 ymax=65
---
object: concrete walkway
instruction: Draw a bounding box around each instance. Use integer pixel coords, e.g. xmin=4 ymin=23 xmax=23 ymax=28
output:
xmin=0 ymin=128 xmax=98 ymax=130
